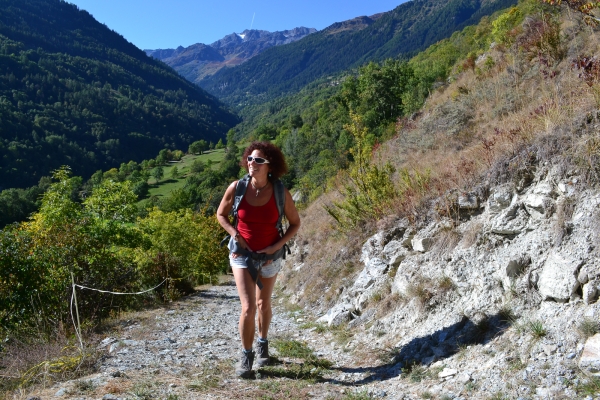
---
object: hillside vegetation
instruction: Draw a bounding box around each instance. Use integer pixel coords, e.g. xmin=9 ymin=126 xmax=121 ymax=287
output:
xmin=0 ymin=0 xmax=238 ymax=189
xmin=5 ymin=0 xmax=600 ymax=397
xmin=199 ymin=0 xmax=517 ymax=106
xmin=283 ymin=0 xmax=600 ymax=314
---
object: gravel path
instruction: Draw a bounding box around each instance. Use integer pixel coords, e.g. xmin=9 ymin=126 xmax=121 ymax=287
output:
xmin=27 ymin=277 xmax=586 ymax=400
xmin=29 ymin=278 xmax=404 ymax=400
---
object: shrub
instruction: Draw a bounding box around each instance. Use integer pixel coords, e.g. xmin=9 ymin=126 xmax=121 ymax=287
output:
xmin=135 ymin=207 xmax=229 ymax=296
xmin=0 ymin=169 xmax=145 ymax=335
xmin=491 ymin=7 xmax=524 ymax=46
xmin=325 ymin=113 xmax=397 ymax=230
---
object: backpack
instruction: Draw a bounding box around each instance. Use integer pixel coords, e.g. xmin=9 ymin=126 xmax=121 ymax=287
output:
xmin=220 ymin=174 xmax=290 ymax=258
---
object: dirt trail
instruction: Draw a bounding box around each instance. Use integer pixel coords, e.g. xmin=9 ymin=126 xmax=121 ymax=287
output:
xmin=28 ymin=278 xmax=402 ymax=400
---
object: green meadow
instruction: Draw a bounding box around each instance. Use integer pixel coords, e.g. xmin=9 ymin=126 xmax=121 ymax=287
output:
xmin=143 ymin=149 xmax=226 ymax=202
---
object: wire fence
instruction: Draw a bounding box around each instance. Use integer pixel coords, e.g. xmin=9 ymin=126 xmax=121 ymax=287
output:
xmin=70 ymin=274 xmax=167 ymax=350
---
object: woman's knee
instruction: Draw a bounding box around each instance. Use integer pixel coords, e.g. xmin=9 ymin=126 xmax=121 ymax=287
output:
xmin=241 ymin=302 xmax=257 ymax=317
xmin=256 ymin=298 xmax=271 ymax=313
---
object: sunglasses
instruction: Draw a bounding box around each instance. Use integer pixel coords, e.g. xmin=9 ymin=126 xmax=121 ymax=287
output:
xmin=247 ymin=156 xmax=270 ymax=164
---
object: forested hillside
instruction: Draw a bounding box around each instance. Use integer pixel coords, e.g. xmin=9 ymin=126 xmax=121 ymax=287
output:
xmin=0 ymin=0 xmax=239 ymax=189
xmin=199 ymin=0 xmax=517 ymax=106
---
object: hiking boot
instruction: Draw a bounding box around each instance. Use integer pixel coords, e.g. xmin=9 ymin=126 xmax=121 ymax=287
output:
xmin=235 ymin=350 xmax=254 ymax=378
xmin=256 ymin=339 xmax=270 ymax=367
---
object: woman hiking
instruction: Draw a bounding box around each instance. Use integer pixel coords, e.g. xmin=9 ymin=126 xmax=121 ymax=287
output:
xmin=216 ymin=141 xmax=301 ymax=378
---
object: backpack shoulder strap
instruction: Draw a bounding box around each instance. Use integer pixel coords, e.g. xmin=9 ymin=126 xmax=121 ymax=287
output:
xmin=273 ymin=179 xmax=291 ymax=258
xmin=232 ymin=174 xmax=250 ymax=224
xmin=273 ymin=179 xmax=286 ymax=234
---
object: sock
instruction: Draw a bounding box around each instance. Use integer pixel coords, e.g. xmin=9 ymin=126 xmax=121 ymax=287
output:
xmin=258 ymin=337 xmax=268 ymax=343
xmin=243 ymin=348 xmax=253 ymax=354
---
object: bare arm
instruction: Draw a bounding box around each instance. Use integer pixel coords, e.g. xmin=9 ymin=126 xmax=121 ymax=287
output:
xmin=216 ymin=181 xmax=252 ymax=251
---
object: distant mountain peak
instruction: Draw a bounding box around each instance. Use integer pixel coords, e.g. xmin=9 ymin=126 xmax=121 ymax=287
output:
xmin=146 ymin=27 xmax=316 ymax=82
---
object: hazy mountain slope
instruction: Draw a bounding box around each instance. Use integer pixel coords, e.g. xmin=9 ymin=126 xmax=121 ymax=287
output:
xmin=199 ymin=0 xmax=517 ymax=106
xmin=0 ymin=0 xmax=238 ymax=189
xmin=145 ymin=27 xmax=316 ymax=83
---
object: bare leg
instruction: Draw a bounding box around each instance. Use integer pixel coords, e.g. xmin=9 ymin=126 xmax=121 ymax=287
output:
xmin=257 ymin=274 xmax=278 ymax=339
xmin=232 ymin=267 xmax=257 ymax=350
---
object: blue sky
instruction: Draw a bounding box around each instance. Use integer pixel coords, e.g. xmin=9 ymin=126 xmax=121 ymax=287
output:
xmin=67 ymin=0 xmax=407 ymax=50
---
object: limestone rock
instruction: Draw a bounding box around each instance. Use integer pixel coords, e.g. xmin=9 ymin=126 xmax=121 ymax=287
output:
xmin=502 ymin=254 xmax=531 ymax=278
xmin=353 ymin=258 xmax=388 ymax=291
xmin=438 ymin=368 xmax=458 ymax=378
xmin=360 ymin=225 xmax=407 ymax=265
xmin=488 ymin=185 xmax=515 ymax=213
xmin=360 ymin=231 xmax=386 ymax=265
xmin=538 ymin=252 xmax=584 ymax=302
xmin=490 ymin=204 xmax=529 ymax=235
xmin=458 ymin=194 xmax=479 ymax=210
xmin=580 ymin=334 xmax=600 ymax=375
xmin=382 ymin=240 xmax=409 ymax=268
xmin=557 ymin=181 xmax=576 ymax=196
xmin=411 ymin=236 xmax=433 ymax=252
xmin=391 ymin=260 xmax=417 ymax=295
xmin=523 ymin=193 xmax=554 ymax=219
xmin=317 ymin=303 xmax=354 ymax=327
xmin=583 ymin=282 xmax=598 ymax=305
xmin=578 ymin=267 xmax=590 ymax=284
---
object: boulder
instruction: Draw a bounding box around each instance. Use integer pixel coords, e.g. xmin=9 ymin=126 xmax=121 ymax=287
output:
xmin=496 ymin=253 xmax=531 ymax=291
xmin=578 ymin=267 xmax=589 ymax=284
xmin=438 ymin=368 xmax=458 ymax=379
xmin=557 ymin=181 xmax=577 ymax=196
xmin=538 ymin=252 xmax=584 ymax=302
xmin=490 ymin=204 xmax=529 ymax=235
xmin=458 ymin=194 xmax=479 ymax=210
xmin=391 ymin=260 xmax=418 ymax=295
xmin=361 ymin=231 xmax=386 ymax=265
xmin=488 ymin=185 xmax=515 ymax=213
xmin=316 ymin=303 xmax=354 ymax=327
xmin=352 ymin=258 xmax=388 ymax=291
xmin=382 ymin=240 xmax=409 ymax=267
xmin=523 ymin=193 xmax=553 ymax=219
xmin=504 ymin=254 xmax=531 ymax=278
xmin=360 ymin=225 xmax=407 ymax=265
xmin=579 ymin=334 xmax=600 ymax=375
xmin=412 ymin=237 xmax=433 ymax=252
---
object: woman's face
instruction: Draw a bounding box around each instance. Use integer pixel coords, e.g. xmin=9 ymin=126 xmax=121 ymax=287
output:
xmin=248 ymin=149 xmax=270 ymax=178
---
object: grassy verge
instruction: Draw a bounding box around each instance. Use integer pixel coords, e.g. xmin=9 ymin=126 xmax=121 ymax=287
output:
xmin=258 ymin=339 xmax=333 ymax=381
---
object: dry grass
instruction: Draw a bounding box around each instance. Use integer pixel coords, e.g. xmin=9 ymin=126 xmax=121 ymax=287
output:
xmin=460 ymin=221 xmax=484 ymax=248
xmin=383 ymin=13 xmax=598 ymax=222
xmin=554 ymin=196 xmax=576 ymax=245
xmin=0 ymin=326 xmax=99 ymax=397
xmin=279 ymin=193 xmax=368 ymax=308
xmin=431 ymin=228 xmax=461 ymax=258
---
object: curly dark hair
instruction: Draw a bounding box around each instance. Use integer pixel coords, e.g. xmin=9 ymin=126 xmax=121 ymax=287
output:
xmin=240 ymin=141 xmax=288 ymax=180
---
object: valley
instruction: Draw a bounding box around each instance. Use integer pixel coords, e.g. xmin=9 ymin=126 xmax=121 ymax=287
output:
xmin=3 ymin=0 xmax=600 ymax=399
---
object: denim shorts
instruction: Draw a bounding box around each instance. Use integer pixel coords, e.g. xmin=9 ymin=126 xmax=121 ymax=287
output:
xmin=229 ymin=254 xmax=282 ymax=278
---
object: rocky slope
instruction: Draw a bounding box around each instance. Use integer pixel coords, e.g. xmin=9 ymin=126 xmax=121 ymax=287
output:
xmin=145 ymin=28 xmax=316 ymax=83
xmin=281 ymin=148 xmax=600 ymax=399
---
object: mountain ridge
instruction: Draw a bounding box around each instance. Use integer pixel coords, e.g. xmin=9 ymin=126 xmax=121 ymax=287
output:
xmin=145 ymin=27 xmax=317 ymax=83
xmin=199 ymin=0 xmax=518 ymax=106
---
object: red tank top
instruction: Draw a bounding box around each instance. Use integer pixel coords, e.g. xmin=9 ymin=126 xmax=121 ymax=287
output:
xmin=236 ymin=193 xmax=280 ymax=251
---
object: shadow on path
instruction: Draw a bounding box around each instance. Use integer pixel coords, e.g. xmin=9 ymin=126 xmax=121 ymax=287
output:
xmin=325 ymin=313 xmax=511 ymax=386
xmin=192 ymin=289 xmax=238 ymax=301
